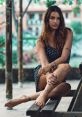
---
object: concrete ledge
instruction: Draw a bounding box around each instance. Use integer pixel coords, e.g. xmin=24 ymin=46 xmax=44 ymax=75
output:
xmin=0 ymin=68 xmax=81 ymax=83
xmin=0 ymin=68 xmax=34 ymax=83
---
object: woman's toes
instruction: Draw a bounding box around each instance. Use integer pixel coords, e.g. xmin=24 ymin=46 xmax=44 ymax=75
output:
xmin=35 ymin=98 xmax=45 ymax=107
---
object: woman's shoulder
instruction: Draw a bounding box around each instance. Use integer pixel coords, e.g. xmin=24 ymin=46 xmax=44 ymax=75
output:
xmin=65 ymin=27 xmax=73 ymax=33
xmin=65 ymin=27 xmax=73 ymax=36
xmin=36 ymin=36 xmax=45 ymax=48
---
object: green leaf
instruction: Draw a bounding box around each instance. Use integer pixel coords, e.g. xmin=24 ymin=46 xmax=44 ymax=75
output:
xmin=73 ymin=6 xmax=80 ymax=14
xmin=62 ymin=0 xmax=68 ymax=4
xmin=62 ymin=0 xmax=74 ymax=5
xmin=0 ymin=0 xmax=4 ymax=4
xmin=34 ymin=0 xmax=40 ymax=3
xmin=77 ymin=0 xmax=82 ymax=4
xmin=46 ymin=0 xmax=56 ymax=8
xmin=69 ymin=0 xmax=73 ymax=5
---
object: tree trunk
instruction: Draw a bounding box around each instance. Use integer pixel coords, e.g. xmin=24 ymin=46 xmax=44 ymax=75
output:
xmin=5 ymin=0 xmax=12 ymax=99
xmin=12 ymin=0 xmax=18 ymax=35
xmin=18 ymin=0 xmax=23 ymax=86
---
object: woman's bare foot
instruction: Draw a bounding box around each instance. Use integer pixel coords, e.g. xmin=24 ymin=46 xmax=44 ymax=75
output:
xmin=35 ymin=91 xmax=48 ymax=108
xmin=5 ymin=95 xmax=30 ymax=108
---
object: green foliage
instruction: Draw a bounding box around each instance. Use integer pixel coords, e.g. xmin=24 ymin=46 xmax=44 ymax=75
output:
xmin=62 ymin=0 xmax=67 ymax=4
xmin=0 ymin=33 xmax=37 ymax=67
xmin=70 ymin=21 xmax=82 ymax=44
xmin=12 ymin=50 xmax=17 ymax=64
xmin=77 ymin=0 xmax=82 ymax=5
xmin=69 ymin=0 xmax=73 ymax=5
xmin=34 ymin=0 xmax=82 ymax=6
xmin=0 ymin=36 xmax=5 ymax=47
xmin=34 ymin=0 xmax=56 ymax=7
xmin=70 ymin=21 xmax=82 ymax=34
xmin=0 ymin=50 xmax=5 ymax=66
xmin=0 ymin=36 xmax=5 ymax=66
xmin=62 ymin=0 xmax=73 ymax=5
xmin=34 ymin=0 xmax=40 ymax=3
xmin=45 ymin=0 xmax=56 ymax=8
xmin=73 ymin=5 xmax=80 ymax=14
xmin=62 ymin=0 xmax=81 ymax=5
xmin=0 ymin=0 xmax=4 ymax=4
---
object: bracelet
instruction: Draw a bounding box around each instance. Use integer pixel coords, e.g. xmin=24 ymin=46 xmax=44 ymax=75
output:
xmin=49 ymin=63 xmax=57 ymax=73
xmin=52 ymin=63 xmax=57 ymax=69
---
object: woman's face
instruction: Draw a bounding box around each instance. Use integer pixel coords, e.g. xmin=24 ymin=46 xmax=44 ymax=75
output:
xmin=49 ymin=11 xmax=60 ymax=30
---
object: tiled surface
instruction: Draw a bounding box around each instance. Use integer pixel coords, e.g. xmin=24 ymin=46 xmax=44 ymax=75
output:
xmin=0 ymin=82 xmax=35 ymax=117
xmin=0 ymin=80 xmax=80 ymax=117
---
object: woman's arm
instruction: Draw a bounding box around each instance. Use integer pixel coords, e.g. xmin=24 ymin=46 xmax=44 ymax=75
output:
xmin=51 ymin=28 xmax=73 ymax=66
xmin=35 ymin=39 xmax=49 ymax=68
xmin=35 ymin=29 xmax=73 ymax=75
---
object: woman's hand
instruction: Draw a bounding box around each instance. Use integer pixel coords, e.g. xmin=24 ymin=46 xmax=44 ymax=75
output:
xmin=38 ymin=64 xmax=51 ymax=76
xmin=49 ymin=64 xmax=57 ymax=73
xmin=38 ymin=64 xmax=57 ymax=76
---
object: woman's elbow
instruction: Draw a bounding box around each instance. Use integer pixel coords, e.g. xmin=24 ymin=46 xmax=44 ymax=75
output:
xmin=61 ymin=56 xmax=69 ymax=63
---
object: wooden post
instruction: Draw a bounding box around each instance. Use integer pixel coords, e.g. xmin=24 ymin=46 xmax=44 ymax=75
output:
xmin=18 ymin=0 xmax=23 ymax=87
xmin=5 ymin=0 xmax=12 ymax=99
xmin=79 ymin=63 xmax=82 ymax=75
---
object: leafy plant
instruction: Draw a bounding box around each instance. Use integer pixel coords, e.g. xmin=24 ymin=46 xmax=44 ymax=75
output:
xmin=12 ymin=50 xmax=17 ymax=65
xmin=0 ymin=36 xmax=5 ymax=66
xmin=45 ymin=0 xmax=56 ymax=8
xmin=70 ymin=21 xmax=82 ymax=34
xmin=70 ymin=21 xmax=82 ymax=44
xmin=73 ymin=5 xmax=80 ymax=14
xmin=0 ymin=0 xmax=4 ymax=4
xmin=62 ymin=0 xmax=73 ymax=5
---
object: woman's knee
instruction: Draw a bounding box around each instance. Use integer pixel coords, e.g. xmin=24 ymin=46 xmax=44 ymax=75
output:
xmin=56 ymin=82 xmax=71 ymax=96
xmin=62 ymin=82 xmax=71 ymax=92
xmin=58 ymin=63 xmax=71 ymax=71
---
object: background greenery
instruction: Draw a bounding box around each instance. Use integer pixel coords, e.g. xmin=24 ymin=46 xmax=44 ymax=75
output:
xmin=0 ymin=21 xmax=82 ymax=67
xmin=0 ymin=0 xmax=82 ymax=67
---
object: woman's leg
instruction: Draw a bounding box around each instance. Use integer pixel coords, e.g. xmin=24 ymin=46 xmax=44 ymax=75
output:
xmin=5 ymin=92 xmax=40 ymax=108
xmin=4 ymin=74 xmax=47 ymax=108
xmin=35 ymin=64 xmax=71 ymax=107
xmin=38 ymin=74 xmax=47 ymax=91
xmin=5 ymin=82 xmax=71 ymax=108
xmin=48 ymin=82 xmax=71 ymax=98
xmin=5 ymin=63 xmax=71 ymax=108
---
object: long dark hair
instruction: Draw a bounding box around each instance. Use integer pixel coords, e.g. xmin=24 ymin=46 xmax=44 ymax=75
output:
xmin=40 ymin=5 xmax=68 ymax=55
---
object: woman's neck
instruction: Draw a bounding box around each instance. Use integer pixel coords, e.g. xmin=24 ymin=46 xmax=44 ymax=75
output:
xmin=49 ymin=31 xmax=56 ymax=41
xmin=51 ymin=30 xmax=56 ymax=36
xmin=47 ymin=31 xmax=56 ymax=48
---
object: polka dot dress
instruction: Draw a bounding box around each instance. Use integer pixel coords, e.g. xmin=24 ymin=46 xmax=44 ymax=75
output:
xmin=34 ymin=40 xmax=70 ymax=92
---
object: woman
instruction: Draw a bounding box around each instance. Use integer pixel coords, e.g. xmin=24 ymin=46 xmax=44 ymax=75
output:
xmin=5 ymin=5 xmax=72 ymax=108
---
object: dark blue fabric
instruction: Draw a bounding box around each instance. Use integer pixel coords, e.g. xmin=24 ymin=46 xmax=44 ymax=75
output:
xmin=44 ymin=44 xmax=60 ymax=63
xmin=34 ymin=40 xmax=70 ymax=92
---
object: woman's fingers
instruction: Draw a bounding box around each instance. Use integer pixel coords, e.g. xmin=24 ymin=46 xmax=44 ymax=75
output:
xmin=38 ymin=68 xmax=45 ymax=76
xmin=38 ymin=64 xmax=52 ymax=76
